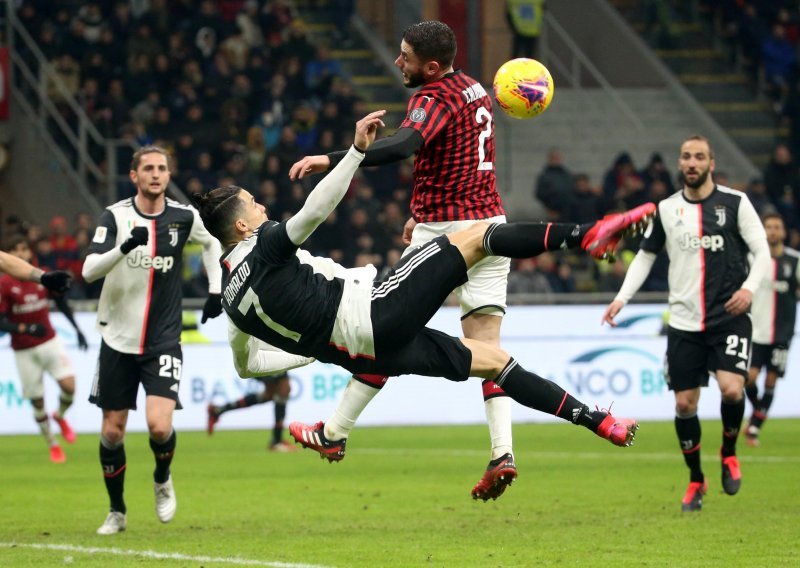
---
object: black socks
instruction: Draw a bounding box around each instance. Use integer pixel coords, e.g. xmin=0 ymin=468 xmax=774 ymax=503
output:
xmin=483 ymin=222 xmax=590 ymax=258
xmin=100 ymin=438 xmax=127 ymax=514
xmin=150 ymin=429 xmax=177 ymax=484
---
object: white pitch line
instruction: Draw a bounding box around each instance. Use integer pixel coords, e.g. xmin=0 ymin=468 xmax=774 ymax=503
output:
xmin=0 ymin=542 xmax=332 ymax=568
xmin=355 ymin=447 xmax=800 ymax=463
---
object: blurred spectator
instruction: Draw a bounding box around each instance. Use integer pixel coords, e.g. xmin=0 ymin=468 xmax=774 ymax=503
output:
xmin=763 ymin=143 xmax=800 ymax=230
xmin=642 ymin=0 xmax=675 ymax=48
xmin=744 ymin=176 xmax=774 ymax=216
xmin=507 ymin=257 xmax=553 ymax=297
xmin=505 ymin=0 xmax=545 ymax=59
xmin=48 ymin=216 xmax=81 ymax=277
xmin=640 ymin=152 xmax=675 ymax=195
xmin=571 ymin=173 xmax=606 ymax=223
xmin=761 ymin=23 xmax=796 ymax=109
xmin=305 ymin=44 xmax=345 ymax=101
xmin=535 ymin=148 xmax=574 ymax=220
xmin=596 ymin=257 xmax=629 ymax=293
xmin=537 ymin=252 xmax=576 ymax=293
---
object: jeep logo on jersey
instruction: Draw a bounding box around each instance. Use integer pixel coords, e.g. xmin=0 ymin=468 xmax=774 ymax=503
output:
xmin=678 ymin=233 xmax=724 ymax=252
xmin=127 ymin=250 xmax=175 ymax=272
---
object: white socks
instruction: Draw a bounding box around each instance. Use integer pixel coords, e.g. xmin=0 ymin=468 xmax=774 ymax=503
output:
xmin=485 ymin=396 xmax=513 ymax=460
xmin=324 ymin=379 xmax=381 ymax=440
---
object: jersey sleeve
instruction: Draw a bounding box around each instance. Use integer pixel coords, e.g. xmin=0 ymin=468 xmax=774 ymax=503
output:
xmin=188 ymin=208 xmax=223 ymax=294
xmin=255 ymin=222 xmax=298 ymax=264
xmin=0 ymin=278 xmax=9 ymax=315
xmin=639 ymin=206 xmax=666 ymax=254
xmin=399 ymin=91 xmax=455 ymax=142
xmin=87 ymin=210 xmax=118 ymax=255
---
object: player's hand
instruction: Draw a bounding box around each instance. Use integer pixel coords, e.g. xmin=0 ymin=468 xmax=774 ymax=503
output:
xmin=201 ymin=293 xmax=223 ymax=323
xmin=289 ymin=155 xmax=331 ymax=180
xmin=601 ymin=300 xmax=624 ymax=327
xmin=40 ymin=270 xmax=72 ymax=294
xmin=402 ymin=217 xmax=417 ymax=246
xmin=724 ymin=288 xmax=752 ymax=315
xmin=353 ymin=109 xmax=386 ymax=151
xmin=20 ymin=323 xmax=47 ymax=337
xmin=120 ymin=226 xmax=149 ymax=254
xmin=76 ymin=330 xmax=89 ymax=351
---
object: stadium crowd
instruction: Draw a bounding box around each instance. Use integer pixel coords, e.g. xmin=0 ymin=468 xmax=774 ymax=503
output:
xmin=4 ymin=0 xmax=800 ymax=300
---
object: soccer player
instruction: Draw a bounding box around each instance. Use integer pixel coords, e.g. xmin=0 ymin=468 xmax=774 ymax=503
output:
xmin=602 ymin=135 xmax=770 ymax=512
xmin=290 ymin=20 xmax=522 ymax=501
xmin=0 ymin=236 xmax=87 ymax=463
xmin=0 ymin=250 xmax=72 ymax=292
xmin=195 ymin=112 xmax=650 ymax=480
xmin=82 ymin=146 xmax=224 ymax=535
xmin=207 ymin=369 xmax=298 ymax=452
xmin=744 ymin=213 xmax=800 ymax=446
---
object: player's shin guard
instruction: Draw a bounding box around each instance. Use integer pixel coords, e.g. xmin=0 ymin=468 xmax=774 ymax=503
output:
xmin=325 ymin=375 xmax=385 ymax=440
xmin=744 ymin=383 xmax=759 ymax=407
xmin=751 ymin=387 xmax=775 ymax=429
xmin=150 ymin=429 xmax=176 ymax=484
xmin=483 ymin=222 xmax=587 ymax=258
xmin=721 ymin=398 xmax=744 ymax=457
xmin=493 ymin=359 xmax=595 ymax=427
xmin=482 ymin=381 xmax=513 ymax=460
xmin=56 ymin=392 xmax=74 ymax=419
xmin=100 ymin=437 xmax=127 ymax=514
xmin=675 ymin=413 xmax=703 ymax=483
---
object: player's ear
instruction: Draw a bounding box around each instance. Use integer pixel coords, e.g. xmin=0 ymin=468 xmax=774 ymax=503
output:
xmin=425 ymin=60 xmax=440 ymax=78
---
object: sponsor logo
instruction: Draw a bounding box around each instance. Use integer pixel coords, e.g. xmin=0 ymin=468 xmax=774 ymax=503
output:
xmin=678 ymin=233 xmax=724 ymax=252
xmin=126 ymin=250 xmax=175 ymax=272
xmin=409 ymin=107 xmax=426 ymax=122
xmin=549 ymin=347 xmax=666 ymax=398
xmin=715 ymin=206 xmax=727 ymax=226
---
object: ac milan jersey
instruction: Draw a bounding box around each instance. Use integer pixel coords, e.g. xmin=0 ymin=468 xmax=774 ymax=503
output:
xmin=399 ymin=70 xmax=505 ymax=223
xmin=0 ymin=276 xmax=55 ymax=350
xmin=222 ymin=221 xmax=375 ymax=360
xmin=751 ymin=248 xmax=800 ymax=345
xmin=88 ymin=197 xmax=221 ymax=354
xmin=641 ymin=185 xmax=767 ymax=331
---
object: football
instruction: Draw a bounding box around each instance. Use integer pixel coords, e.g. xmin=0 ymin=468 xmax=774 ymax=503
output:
xmin=492 ymin=58 xmax=554 ymax=119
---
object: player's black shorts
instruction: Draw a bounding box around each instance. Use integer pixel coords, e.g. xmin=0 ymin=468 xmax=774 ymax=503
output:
xmin=89 ymin=341 xmax=183 ymax=410
xmin=318 ymin=326 xmax=472 ymax=382
xmin=665 ymin=317 xmax=752 ymax=392
xmin=370 ymin=235 xmax=468 ymax=353
xmin=751 ymin=342 xmax=790 ymax=377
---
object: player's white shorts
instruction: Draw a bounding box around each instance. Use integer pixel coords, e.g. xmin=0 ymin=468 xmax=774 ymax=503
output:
xmin=405 ymin=215 xmax=510 ymax=317
xmin=14 ymin=336 xmax=74 ymax=399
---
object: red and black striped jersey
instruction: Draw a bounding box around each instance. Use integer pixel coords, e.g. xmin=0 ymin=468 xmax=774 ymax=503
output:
xmin=399 ymin=70 xmax=505 ymax=223
xmin=0 ymin=276 xmax=55 ymax=350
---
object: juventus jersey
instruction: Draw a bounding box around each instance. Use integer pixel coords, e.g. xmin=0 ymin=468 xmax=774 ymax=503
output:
xmin=751 ymin=248 xmax=800 ymax=345
xmin=222 ymin=221 xmax=375 ymax=361
xmin=641 ymin=185 xmax=768 ymax=331
xmin=87 ymin=197 xmax=221 ymax=354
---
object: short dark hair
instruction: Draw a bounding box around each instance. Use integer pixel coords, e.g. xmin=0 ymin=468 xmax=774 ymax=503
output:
xmin=3 ymin=235 xmax=29 ymax=252
xmin=402 ymin=20 xmax=456 ymax=68
xmin=762 ymin=211 xmax=785 ymax=225
xmin=192 ymin=186 xmax=245 ymax=244
xmin=130 ymin=145 xmax=171 ymax=171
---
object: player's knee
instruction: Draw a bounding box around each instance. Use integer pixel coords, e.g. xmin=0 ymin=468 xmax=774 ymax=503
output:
xmin=147 ymin=421 xmax=172 ymax=441
xmin=30 ymin=397 xmax=45 ymax=410
xmin=102 ymin=423 xmax=125 ymax=444
xmin=720 ymin=384 xmax=743 ymax=403
xmin=674 ymin=399 xmax=697 ymax=416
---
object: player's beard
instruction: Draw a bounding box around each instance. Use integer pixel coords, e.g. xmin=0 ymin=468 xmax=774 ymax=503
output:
xmin=403 ymin=68 xmax=425 ymax=88
xmin=681 ymin=167 xmax=711 ymax=189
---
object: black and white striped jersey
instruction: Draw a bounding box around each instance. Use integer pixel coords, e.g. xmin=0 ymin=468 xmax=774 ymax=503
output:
xmin=87 ymin=197 xmax=222 ymax=354
xmin=751 ymin=248 xmax=800 ymax=345
xmin=222 ymin=221 xmax=376 ymax=361
xmin=641 ymin=185 xmax=768 ymax=331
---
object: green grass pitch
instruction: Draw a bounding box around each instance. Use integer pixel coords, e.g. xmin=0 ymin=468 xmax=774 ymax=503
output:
xmin=1 ymin=419 xmax=798 ymax=567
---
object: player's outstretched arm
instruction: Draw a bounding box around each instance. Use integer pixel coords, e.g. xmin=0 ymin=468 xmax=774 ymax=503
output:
xmin=228 ymin=319 xmax=314 ymax=377
xmin=0 ymin=251 xmax=43 ymax=282
xmin=286 ymin=110 xmax=385 ymax=246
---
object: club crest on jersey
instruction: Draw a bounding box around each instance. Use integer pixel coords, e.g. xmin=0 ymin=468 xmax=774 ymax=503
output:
xmin=409 ymin=107 xmax=426 ymax=123
xmin=715 ymin=206 xmax=726 ymax=226
xmin=169 ymin=227 xmax=179 ymax=247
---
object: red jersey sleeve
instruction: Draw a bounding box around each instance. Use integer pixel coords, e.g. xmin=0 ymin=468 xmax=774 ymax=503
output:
xmin=399 ymin=92 xmax=455 ymax=143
